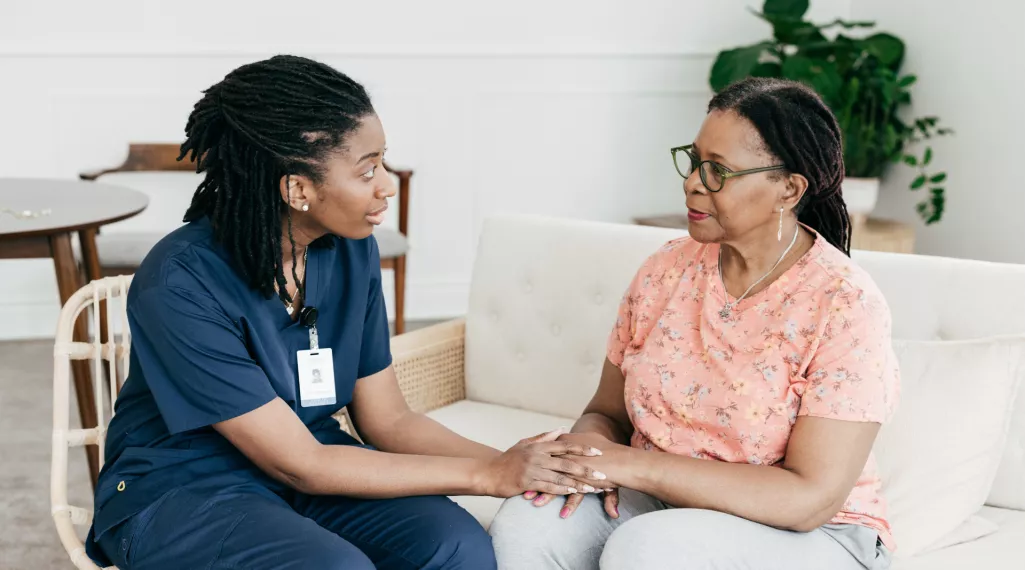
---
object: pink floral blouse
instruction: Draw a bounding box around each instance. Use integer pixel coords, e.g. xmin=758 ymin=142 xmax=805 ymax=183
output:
xmin=607 ymin=231 xmax=900 ymax=550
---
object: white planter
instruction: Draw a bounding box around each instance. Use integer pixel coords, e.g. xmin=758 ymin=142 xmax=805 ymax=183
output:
xmin=842 ymin=177 xmax=880 ymax=219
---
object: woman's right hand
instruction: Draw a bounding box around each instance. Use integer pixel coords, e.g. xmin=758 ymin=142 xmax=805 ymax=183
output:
xmin=477 ymin=428 xmax=609 ymax=498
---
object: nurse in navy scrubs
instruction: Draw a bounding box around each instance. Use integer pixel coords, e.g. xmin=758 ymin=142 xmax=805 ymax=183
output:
xmin=86 ymin=55 xmax=605 ymax=570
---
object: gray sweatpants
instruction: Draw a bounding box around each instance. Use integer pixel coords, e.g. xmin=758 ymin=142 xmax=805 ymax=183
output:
xmin=489 ymin=488 xmax=892 ymax=570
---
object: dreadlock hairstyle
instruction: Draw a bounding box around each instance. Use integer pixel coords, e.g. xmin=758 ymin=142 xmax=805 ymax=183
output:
xmin=179 ymin=55 xmax=375 ymax=304
xmin=708 ymin=77 xmax=852 ymax=256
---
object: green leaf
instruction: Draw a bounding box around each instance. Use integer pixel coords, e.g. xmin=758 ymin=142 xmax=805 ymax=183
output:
xmin=903 ymin=155 xmax=918 ymax=166
xmin=750 ymin=62 xmax=783 ymax=78
xmin=923 ymin=147 xmax=933 ymax=165
xmin=831 ymin=19 xmax=876 ymax=29
xmin=763 ymin=0 xmax=809 ymax=19
xmin=709 ymin=43 xmax=771 ymax=92
xmin=775 ymin=20 xmax=827 ymax=45
xmin=910 ymin=174 xmax=927 ymax=189
xmin=921 ymin=188 xmax=945 ymax=224
xmin=863 ymin=33 xmax=905 ymax=69
xmin=898 ymin=75 xmax=917 ymax=87
xmin=780 ymin=55 xmax=843 ymax=107
xmin=930 ymin=172 xmax=947 ymax=183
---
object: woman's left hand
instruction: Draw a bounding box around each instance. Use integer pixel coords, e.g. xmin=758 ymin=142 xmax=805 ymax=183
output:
xmin=522 ymin=432 xmax=634 ymax=518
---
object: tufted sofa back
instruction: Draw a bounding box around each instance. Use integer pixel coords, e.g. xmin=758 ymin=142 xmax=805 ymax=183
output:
xmin=464 ymin=214 xmax=1025 ymax=508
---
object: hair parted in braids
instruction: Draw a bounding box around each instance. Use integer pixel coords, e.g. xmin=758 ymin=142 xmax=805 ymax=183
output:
xmin=179 ymin=54 xmax=375 ymax=304
xmin=708 ymin=77 xmax=852 ymax=256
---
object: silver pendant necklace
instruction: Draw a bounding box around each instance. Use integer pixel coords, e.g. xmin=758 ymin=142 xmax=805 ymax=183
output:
xmin=717 ymin=224 xmax=800 ymax=321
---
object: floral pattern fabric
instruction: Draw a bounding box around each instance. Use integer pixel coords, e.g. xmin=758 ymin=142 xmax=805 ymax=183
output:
xmin=607 ymin=232 xmax=900 ymax=550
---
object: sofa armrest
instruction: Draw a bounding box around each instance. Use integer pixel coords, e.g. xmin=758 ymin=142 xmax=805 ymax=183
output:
xmin=391 ymin=318 xmax=468 ymax=413
xmin=333 ymin=319 xmax=468 ymax=437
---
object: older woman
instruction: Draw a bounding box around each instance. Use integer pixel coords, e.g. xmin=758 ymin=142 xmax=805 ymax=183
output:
xmin=489 ymin=77 xmax=900 ymax=570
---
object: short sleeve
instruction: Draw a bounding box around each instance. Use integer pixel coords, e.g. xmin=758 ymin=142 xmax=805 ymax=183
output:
xmin=607 ymin=270 xmax=642 ymax=368
xmin=129 ymin=286 xmax=277 ymax=435
xmin=358 ymin=238 xmax=393 ymax=378
xmin=799 ymin=280 xmax=900 ymax=423
xmin=607 ymin=241 xmax=682 ymax=367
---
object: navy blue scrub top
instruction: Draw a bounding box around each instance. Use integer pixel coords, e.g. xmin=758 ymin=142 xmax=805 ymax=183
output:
xmin=87 ymin=217 xmax=392 ymax=551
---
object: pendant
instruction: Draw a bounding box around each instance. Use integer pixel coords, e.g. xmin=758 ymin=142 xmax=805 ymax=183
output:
xmin=719 ymin=305 xmax=732 ymax=321
xmin=286 ymin=304 xmax=295 ymax=316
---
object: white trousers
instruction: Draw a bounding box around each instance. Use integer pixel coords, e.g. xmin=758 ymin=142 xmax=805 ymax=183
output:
xmin=488 ymin=488 xmax=891 ymax=570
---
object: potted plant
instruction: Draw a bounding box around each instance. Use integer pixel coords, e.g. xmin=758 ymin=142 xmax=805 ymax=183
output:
xmin=709 ymin=0 xmax=952 ymax=224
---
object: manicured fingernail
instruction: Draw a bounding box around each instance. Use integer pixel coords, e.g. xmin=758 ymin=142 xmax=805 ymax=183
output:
xmin=523 ymin=491 xmax=537 ymax=500
xmin=613 ymin=506 xmax=620 ymax=516
xmin=533 ymin=496 xmax=546 ymax=506
xmin=593 ymin=471 xmax=607 ymax=480
xmin=567 ymin=488 xmax=577 ymax=494
xmin=589 ymin=447 xmax=603 ymax=456
xmin=582 ymin=485 xmax=595 ymax=493
xmin=560 ymin=507 xmax=570 ymax=518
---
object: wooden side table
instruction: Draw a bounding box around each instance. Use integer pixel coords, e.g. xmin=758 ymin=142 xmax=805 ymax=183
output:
xmin=633 ymin=214 xmax=915 ymax=254
xmin=850 ymin=218 xmax=915 ymax=254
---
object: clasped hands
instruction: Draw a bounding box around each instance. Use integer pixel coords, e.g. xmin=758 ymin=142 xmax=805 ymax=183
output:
xmin=481 ymin=429 xmax=630 ymax=520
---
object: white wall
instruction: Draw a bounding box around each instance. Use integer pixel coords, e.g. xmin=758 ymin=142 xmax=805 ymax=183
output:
xmin=0 ymin=0 xmax=852 ymax=339
xmin=850 ymin=0 xmax=1025 ymax=264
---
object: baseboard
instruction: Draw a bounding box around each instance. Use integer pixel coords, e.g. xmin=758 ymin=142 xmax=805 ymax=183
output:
xmin=0 ymin=279 xmax=470 ymax=342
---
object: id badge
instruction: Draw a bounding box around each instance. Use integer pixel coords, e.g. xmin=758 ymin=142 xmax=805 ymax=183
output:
xmin=297 ymin=348 xmax=336 ymax=407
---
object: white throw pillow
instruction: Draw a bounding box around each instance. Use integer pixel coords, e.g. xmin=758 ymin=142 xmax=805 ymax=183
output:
xmin=872 ymin=336 xmax=1025 ymax=558
xmin=917 ymin=514 xmax=1000 ymax=555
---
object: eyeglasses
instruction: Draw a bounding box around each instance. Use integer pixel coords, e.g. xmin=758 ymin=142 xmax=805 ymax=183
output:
xmin=670 ymin=144 xmax=786 ymax=192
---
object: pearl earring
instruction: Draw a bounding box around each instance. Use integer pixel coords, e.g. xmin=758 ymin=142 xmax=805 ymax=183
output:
xmin=301 ymin=204 xmax=309 ymax=212
xmin=777 ymin=207 xmax=784 ymax=242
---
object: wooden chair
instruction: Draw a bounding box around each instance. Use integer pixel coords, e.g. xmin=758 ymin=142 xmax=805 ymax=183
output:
xmin=79 ymin=143 xmax=413 ymax=333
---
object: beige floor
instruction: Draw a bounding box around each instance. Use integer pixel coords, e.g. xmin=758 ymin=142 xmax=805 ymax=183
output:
xmin=0 ymin=339 xmax=93 ymax=569
xmin=0 ymin=320 xmax=439 ymax=569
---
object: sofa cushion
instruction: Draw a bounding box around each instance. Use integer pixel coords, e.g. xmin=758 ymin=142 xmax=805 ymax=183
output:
xmin=426 ymin=400 xmax=573 ymax=527
xmin=891 ymin=507 xmax=1025 ymax=569
xmin=465 ymin=215 xmax=683 ymax=419
xmin=872 ymin=336 xmax=1025 ymax=557
xmin=986 ymin=388 xmax=1025 ymax=510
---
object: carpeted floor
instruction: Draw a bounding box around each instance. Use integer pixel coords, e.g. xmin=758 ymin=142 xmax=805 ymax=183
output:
xmin=1 ymin=339 xmax=93 ymax=569
xmin=0 ymin=320 xmax=440 ymax=569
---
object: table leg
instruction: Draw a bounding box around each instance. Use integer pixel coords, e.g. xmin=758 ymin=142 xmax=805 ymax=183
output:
xmin=79 ymin=229 xmax=103 ymax=283
xmin=79 ymin=229 xmax=116 ymax=398
xmin=50 ymin=232 xmax=101 ymax=489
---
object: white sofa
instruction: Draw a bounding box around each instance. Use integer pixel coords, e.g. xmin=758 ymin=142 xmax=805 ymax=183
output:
xmin=389 ymin=214 xmax=1025 ymax=568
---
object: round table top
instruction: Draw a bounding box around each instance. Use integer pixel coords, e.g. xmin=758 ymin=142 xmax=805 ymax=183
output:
xmin=0 ymin=178 xmax=149 ymax=239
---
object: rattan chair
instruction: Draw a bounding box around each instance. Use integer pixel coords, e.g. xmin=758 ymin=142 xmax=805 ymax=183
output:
xmin=51 ymin=277 xmax=465 ymax=569
xmin=51 ymin=276 xmax=132 ymax=570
